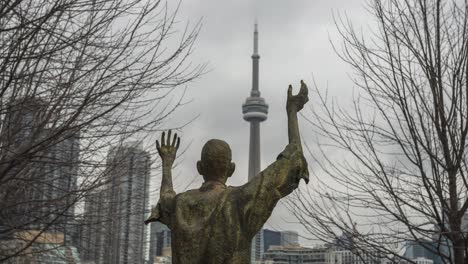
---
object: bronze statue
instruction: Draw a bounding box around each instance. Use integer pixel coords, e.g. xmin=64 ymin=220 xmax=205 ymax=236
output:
xmin=145 ymin=81 xmax=310 ymax=264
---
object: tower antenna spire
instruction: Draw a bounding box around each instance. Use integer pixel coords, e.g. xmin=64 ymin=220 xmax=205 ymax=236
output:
xmin=253 ymin=20 xmax=259 ymax=55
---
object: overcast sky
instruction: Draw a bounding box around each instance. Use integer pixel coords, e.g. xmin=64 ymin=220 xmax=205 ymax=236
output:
xmin=153 ymin=0 xmax=372 ymax=246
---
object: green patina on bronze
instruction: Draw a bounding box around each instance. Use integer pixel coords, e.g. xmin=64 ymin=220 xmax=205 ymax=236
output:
xmin=145 ymin=81 xmax=310 ymax=264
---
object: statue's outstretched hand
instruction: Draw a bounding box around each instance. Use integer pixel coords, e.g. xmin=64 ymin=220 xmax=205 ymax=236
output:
xmin=156 ymin=130 xmax=180 ymax=165
xmin=144 ymin=205 xmax=161 ymax=225
xmin=287 ymin=80 xmax=309 ymax=113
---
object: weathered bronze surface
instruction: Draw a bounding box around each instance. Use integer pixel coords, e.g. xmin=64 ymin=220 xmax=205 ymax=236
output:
xmin=145 ymin=81 xmax=310 ymax=264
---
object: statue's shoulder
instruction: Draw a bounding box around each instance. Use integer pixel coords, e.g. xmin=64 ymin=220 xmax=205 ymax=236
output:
xmin=175 ymin=189 xmax=199 ymax=199
xmin=226 ymin=185 xmax=248 ymax=197
xmin=276 ymin=143 xmax=301 ymax=161
xmin=225 ymin=185 xmax=241 ymax=192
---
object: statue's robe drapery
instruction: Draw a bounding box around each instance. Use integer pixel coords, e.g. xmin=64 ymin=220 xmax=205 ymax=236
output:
xmin=149 ymin=143 xmax=306 ymax=264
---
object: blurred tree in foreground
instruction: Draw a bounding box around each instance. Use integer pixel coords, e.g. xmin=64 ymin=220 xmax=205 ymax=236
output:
xmin=290 ymin=1 xmax=468 ymax=264
xmin=0 ymin=0 xmax=203 ymax=261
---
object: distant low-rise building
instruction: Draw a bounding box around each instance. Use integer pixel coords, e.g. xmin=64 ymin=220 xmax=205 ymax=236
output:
xmin=403 ymin=238 xmax=451 ymax=264
xmin=0 ymin=230 xmax=81 ymax=263
xmin=148 ymin=222 xmax=171 ymax=261
xmin=264 ymin=229 xmax=282 ymax=252
xmin=254 ymin=228 xmax=301 ymax=261
xmin=262 ymin=245 xmax=329 ymax=264
xmin=152 ymin=256 xmax=172 ymax=264
xmin=413 ymin=257 xmax=434 ymax=264
xmin=281 ymin=231 xmax=299 ymax=247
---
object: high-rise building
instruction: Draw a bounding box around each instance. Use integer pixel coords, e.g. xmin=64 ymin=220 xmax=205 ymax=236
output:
xmin=106 ymin=143 xmax=150 ymax=264
xmin=242 ymin=22 xmax=269 ymax=262
xmin=0 ymin=97 xmax=80 ymax=244
xmin=252 ymin=229 xmax=265 ymax=262
xmin=80 ymin=189 xmax=108 ymax=263
xmin=0 ymin=97 xmax=48 ymax=150
xmin=80 ymin=143 xmax=150 ymax=264
xmin=41 ymin=133 xmax=80 ymax=243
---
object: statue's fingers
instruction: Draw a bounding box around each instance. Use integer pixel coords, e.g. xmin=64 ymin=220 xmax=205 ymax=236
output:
xmin=303 ymin=165 xmax=310 ymax=182
xmin=161 ymin=131 xmax=165 ymax=146
xmin=167 ymin=130 xmax=172 ymax=146
xmin=288 ymin=85 xmax=293 ymax=98
xmin=300 ymin=80 xmax=308 ymax=96
xmin=176 ymin=137 xmax=180 ymax=150
xmin=301 ymin=156 xmax=309 ymax=184
xmin=156 ymin=140 xmax=161 ymax=153
xmin=303 ymin=174 xmax=310 ymax=184
xmin=172 ymin=133 xmax=177 ymax=147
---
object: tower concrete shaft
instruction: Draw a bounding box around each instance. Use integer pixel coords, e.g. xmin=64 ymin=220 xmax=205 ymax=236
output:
xmin=242 ymin=23 xmax=268 ymax=181
xmin=248 ymin=121 xmax=261 ymax=181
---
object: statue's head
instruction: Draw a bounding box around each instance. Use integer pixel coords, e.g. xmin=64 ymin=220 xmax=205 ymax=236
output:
xmin=197 ymin=139 xmax=235 ymax=183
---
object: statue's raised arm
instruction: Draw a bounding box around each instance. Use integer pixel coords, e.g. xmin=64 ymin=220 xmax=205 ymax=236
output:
xmin=144 ymin=130 xmax=180 ymax=226
xmin=287 ymin=80 xmax=309 ymax=149
xmin=240 ymin=80 xmax=310 ymax=235
xmin=156 ymin=130 xmax=180 ymax=196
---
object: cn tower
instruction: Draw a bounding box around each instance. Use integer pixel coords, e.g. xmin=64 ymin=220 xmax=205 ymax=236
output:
xmin=242 ymin=23 xmax=269 ymax=181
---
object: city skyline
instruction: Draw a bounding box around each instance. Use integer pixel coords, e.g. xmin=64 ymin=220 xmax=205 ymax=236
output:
xmin=3 ymin=0 xmax=467 ymax=263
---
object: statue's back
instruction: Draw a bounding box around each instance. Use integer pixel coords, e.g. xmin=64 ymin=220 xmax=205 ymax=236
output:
xmin=170 ymin=183 xmax=254 ymax=264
